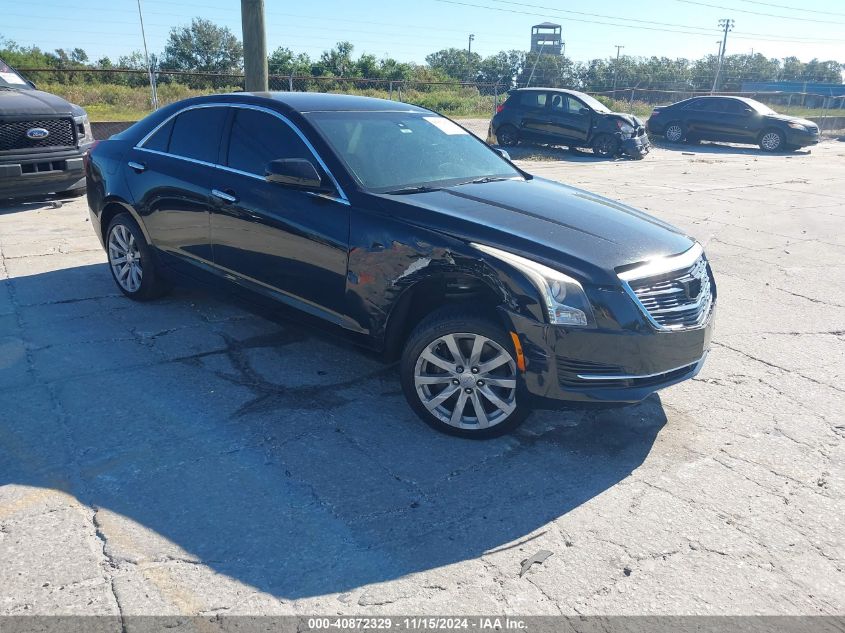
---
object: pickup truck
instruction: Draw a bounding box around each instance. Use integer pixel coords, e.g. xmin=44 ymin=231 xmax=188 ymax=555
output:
xmin=1 ymin=58 xmax=95 ymax=200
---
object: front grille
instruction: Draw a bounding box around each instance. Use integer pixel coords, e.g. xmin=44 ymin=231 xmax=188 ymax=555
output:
xmin=806 ymin=124 xmax=819 ymax=134
xmin=0 ymin=118 xmax=76 ymax=152
xmin=625 ymin=255 xmax=714 ymax=330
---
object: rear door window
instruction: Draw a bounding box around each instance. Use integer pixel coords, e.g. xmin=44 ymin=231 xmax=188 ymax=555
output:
xmin=168 ymin=107 xmax=228 ymax=163
xmin=518 ymin=92 xmax=548 ymax=109
xmin=226 ymin=108 xmax=313 ymax=175
xmin=143 ymin=118 xmax=174 ymax=152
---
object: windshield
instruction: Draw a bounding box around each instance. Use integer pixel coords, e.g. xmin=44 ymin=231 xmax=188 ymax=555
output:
xmin=744 ymin=99 xmax=776 ymax=115
xmin=0 ymin=59 xmax=31 ymax=89
xmin=306 ymin=111 xmax=522 ymax=193
xmin=573 ymin=92 xmax=611 ymax=113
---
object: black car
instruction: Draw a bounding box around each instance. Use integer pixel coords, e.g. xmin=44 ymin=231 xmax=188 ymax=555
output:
xmin=1 ymin=57 xmax=95 ymax=200
xmin=647 ymin=96 xmax=820 ymax=152
xmin=86 ymin=93 xmax=715 ymax=438
xmin=488 ymin=87 xmax=651 ymax=159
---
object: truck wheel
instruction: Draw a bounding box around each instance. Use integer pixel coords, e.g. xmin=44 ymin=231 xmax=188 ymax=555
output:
xmin=106 ymin=213 xmax=169 ymax=301
xmin=400 ymin=306 xmax=528 ymax=438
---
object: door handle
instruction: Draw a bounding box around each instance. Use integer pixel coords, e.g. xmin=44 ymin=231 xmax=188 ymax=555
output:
xmin=212 ymin=189 xmax=237 ymax=203
xmin=127 ymin=161 xmax=146 ymax=172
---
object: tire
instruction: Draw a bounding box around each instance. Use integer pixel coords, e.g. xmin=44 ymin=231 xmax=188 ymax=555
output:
xmin=496 ymin=124 xmax=519 ymax=147
xmin=400 ymin=306 xmax=529 ymax=438
xmin=592 ymin=133 xmax=619 ymax=158
xmin=759 ymin=129 xmax=785 ymax=152
xmin=664 ymin=121 xmax=685 ymax=143
xmin=106 ymin=213 xmax=169 ymax=301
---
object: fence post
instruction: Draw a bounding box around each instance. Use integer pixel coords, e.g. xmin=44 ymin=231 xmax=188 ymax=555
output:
xmin=629 ymin=88 xmax=635 ymax=113
xmin=288 ymin=73 xmax=293 ymax=91
xmin=389 ymin=81 xmax=393 ymax=100
xmin=493 ymin=82 xmax=498 ymax=116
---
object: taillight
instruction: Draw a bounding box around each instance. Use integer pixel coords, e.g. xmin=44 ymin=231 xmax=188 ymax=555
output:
xmin=496 ymin=103 xmax=505 ymax=114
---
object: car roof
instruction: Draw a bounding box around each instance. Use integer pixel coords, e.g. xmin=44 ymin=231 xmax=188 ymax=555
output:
xmin=206 ymin=91 xmax=430 ymax=113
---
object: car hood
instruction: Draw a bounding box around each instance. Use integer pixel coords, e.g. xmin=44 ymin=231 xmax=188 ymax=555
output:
xmin=374 ymin=177 xmax=694 ymax=285
xmin=608 ymin=112 xmax=644 ymax=128
xmin=0 ymin=88 xmax=74 ymax=116
xmin=765 ymin=113 xmax=816 ymax=128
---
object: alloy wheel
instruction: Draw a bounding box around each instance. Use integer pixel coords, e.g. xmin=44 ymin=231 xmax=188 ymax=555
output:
xmin=665 ymin=124 xmax=683 ymax=142
xmin=108 ymin=224 xmax=143 ymax=293
xmin=413 ymin=332 xmax=517 ymax=430
xmin=761 ymin=132 xmax=782 ymax=151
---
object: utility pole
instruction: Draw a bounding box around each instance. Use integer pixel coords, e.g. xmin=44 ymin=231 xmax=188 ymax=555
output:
xmin=136 ymin=0 xmax=158 ymax=109
xmin=241 ymin=0 xmax=268 ymax=92
xmin=612 ymin=45 xmax=624 ymax=99
xmin=711 ymin=18 xmax=734 ymax=94
xmin=467 ymin=34 xmax=475 ymax=82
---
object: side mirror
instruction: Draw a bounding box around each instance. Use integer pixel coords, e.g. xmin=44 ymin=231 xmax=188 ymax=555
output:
xmin=494 ymin=148 xmax=511 ymax=161
xmin=579 ymin=107 xmax=590 ymax=116
xmin=265 ymin=158 xmax=324 ymax=190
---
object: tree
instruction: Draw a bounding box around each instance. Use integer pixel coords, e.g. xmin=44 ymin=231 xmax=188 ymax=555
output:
xmin=314 ymin=41 xmax=355 ymax=77
xmin=477 ymin=50 xmax=525 ymax=88
xmin=267 ymin=47 xmax=312 ymax=77
xmin=425 ymin=48 xmax=481 ymax=81
xmin=160 ymin=18 xmax=243 ymax=75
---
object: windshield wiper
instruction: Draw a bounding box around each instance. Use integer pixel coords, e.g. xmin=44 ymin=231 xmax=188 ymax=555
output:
xmin=383 ymin=185 xmax=443 ymax=195
xmin=454 ymin=176 xmax=513 ymax=186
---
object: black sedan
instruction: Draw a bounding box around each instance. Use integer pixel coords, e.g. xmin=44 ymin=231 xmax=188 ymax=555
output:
xmin=86 ymin=93 xmax=715 ymax=438
xmin=647 ymin=96 xmax=820 ymax=152
xmin=488 ymin=88 xmax=650 ymax=159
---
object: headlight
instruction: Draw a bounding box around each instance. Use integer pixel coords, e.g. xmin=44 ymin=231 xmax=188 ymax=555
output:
xmin=616 ymin=121 xmax=635 ymax=135
xmin=787 ymin=121 xmax=807 ymax=131
xmin=73 ymin=112 xmax=94 ymax=145
xmin=472 ymin=243 xmax=596 ymax=327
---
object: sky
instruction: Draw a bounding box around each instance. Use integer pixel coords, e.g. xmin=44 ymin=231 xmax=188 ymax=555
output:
xmin=1 ymin=0 xmax=844 ymax=67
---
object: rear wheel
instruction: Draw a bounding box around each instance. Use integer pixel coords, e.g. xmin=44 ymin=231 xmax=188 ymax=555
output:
xmin=664 ymin=121 xmax=685 ymax=143
xmin=592 ymin=134 xmax=619 ymax=158
xmin=759 ymin=129 xmax=785 ymax=152
xmin=106 ymin=213 xmax=169 ymax=301
xmin=400 ymin=307 xmax=528 ymax=438
xmin=496 ymin=124 xmax=519 ymax=147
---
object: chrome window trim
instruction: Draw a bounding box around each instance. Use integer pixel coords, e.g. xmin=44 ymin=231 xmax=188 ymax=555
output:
xmin=576 ymin=352 xmax=707 ymax=381
xmin=134 ymin=102 xmax=350 ymax=206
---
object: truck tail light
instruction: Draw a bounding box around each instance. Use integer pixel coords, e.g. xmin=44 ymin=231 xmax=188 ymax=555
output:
xmin=496 ymin=103 xmax=505 ymax=114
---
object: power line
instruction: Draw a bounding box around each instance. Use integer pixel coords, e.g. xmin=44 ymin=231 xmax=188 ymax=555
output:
xmin=738 ymin=0 xmax=845 ymax=17
xmin=433 ymin=0 xmax=845 ymax=43
xmin=672 ymin=0 xmax=845 ymax=25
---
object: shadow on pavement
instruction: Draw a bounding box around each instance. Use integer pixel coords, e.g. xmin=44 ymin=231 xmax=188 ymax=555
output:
xmin=1 ymin=262 xmax=667 ymax=599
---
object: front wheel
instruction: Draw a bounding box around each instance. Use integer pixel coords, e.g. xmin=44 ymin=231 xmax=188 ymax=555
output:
xmin=592 ymin=134 xmax=619 ymax=158
xmin=106 ymin=213 xmax=169 ymax=301
xmin=400 ymin=307 xmax=528 ymax=438
xmin=760 ymin=129 xmax=785 ymax=152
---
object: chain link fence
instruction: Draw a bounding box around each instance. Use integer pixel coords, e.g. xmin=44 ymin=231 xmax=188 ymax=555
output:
xmin=17 ymin=68 xmax=845 ymax=137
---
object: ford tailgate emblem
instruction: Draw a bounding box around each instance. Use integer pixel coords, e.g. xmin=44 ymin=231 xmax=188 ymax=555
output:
xmin=26 ymin=127 xmax=50 ymax=139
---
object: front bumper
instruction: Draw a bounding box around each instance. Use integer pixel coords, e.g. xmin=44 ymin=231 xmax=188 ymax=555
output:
xmin=785 ymin=128 xmax=820 ymax=147
xmin=621 ymin=132 xmax=651 ymax=158
xmin=505 ymin=306 xmax=715 ymax=407
xmin=0 ymin=147 xmax=90 ymax=200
